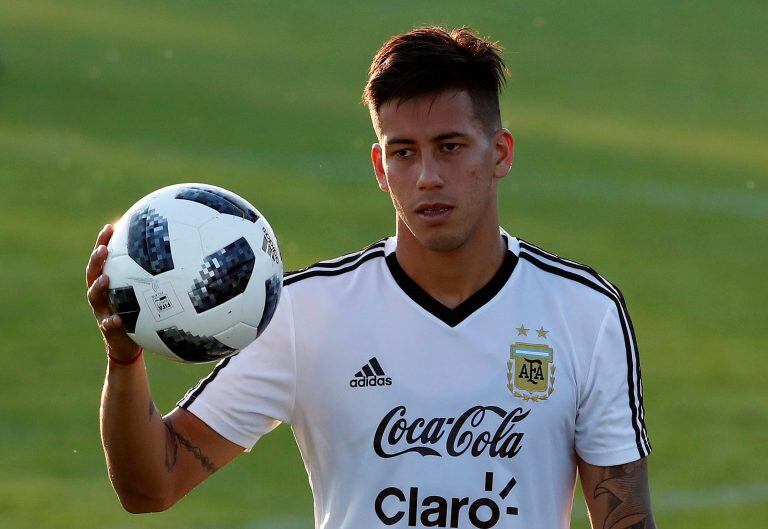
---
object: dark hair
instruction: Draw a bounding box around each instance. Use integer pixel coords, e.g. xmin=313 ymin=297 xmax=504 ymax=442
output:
xmin=363 ymin=26 xmax=507 ymax=131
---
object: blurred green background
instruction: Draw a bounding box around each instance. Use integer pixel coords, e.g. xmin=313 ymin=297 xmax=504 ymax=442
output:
xmin=0 ymin=0 xmax=766 ymax=527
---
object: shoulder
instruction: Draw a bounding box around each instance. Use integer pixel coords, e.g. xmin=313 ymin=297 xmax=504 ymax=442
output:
xmin=283 ymin=238 xmax=388 ymax=288
xmin=511 ymin=236 xmax=629 ymax=313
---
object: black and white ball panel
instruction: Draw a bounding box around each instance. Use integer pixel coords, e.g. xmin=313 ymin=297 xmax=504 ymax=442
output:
xmin=188 ymin=237 xmax=256 ymax=314
xmin=106 ymin=285 xmax=141 ymax=333
xmin=128 ymin=207 xmax=174 ymax=276
xmin=211 ymin=321 xmax=260 ymax=350
xmin=196 ymin=215 xmax=271 ymax=327
xmin=175 ymin=186 xmax=260 ymax=223
xmin=156 ymin=326 xmax=237 ymax=363
xmin=256 ymin=275 xmax=282 ymax=338
xmin=197 ymin=212 xmax=261 ymax=254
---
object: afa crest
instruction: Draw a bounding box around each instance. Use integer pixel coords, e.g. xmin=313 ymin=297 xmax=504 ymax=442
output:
xmin=508 ymin=342 xmax=555 ymax=402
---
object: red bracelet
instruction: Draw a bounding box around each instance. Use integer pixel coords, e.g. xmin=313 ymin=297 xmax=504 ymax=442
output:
xmin=107 ymin=348 xmax=144 ymax=366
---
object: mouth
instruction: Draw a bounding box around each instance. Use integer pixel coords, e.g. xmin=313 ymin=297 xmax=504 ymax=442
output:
xmin=415 ymin=203 xmax=454 ymax=223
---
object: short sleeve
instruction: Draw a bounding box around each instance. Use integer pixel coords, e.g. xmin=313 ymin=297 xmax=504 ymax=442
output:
xmin=177 ymin=288 xmax=297 ymax=451
xmin=575 ymin=303 xmax=651 ymax=466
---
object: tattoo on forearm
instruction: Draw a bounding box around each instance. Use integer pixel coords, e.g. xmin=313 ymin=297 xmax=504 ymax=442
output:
xmin=163 ymin=420 xmax=216 ymax=474
xmin=164 ymin=420 xmax=179 ymax=471
xmin=594 ymin=460 xmax=653 ymax=529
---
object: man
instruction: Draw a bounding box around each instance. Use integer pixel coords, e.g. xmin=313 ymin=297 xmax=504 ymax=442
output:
xmin=86 ymin=27 xmax=655 ymax=529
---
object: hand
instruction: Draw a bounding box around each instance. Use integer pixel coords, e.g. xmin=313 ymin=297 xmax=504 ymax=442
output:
xmin=86 ymin=224 xmax=142 ymax=362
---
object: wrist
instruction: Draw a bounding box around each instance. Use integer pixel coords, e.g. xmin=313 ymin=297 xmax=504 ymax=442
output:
xmin=107 ymin=347 xmax=143 ymax=366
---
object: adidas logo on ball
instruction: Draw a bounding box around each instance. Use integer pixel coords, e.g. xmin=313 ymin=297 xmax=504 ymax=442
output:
xmin=350 ymin=357 xmax=392 ymax=388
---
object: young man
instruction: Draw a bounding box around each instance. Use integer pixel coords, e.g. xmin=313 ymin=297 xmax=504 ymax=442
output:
xmin=86 ymin=27 xmax=655 ymax=529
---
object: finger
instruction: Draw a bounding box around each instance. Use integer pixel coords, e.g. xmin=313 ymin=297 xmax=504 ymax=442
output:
xmin=93 ymin=224 xmax=114 ymax=251
xmin=100 ymin=314 xmax=123 ymax=333
xmin=88 ymin=274 xmax=113 ymax=319
xmin=100 ymin=315 xmax=141 ymax=356
xmin=85 ymin=245 xmax=109 ymax=287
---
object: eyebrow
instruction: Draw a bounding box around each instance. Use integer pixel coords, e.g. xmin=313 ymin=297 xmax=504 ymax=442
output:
xmin=387 ymin=131 xmax=467 ymax=145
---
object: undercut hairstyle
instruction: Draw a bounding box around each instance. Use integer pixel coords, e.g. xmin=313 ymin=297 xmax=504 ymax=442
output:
xmin=363 ymin=26 xmax=507 ymax=133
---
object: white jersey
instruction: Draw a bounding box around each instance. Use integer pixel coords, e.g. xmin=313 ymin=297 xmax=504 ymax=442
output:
xmin=179 ymin=231 xmax=650 ymax=529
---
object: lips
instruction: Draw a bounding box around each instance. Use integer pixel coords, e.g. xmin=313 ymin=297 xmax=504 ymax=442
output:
xmin=415 ymin=202 xmax=452 ymax=214
xmin=415 ymin=202 xmax=454 ymax=222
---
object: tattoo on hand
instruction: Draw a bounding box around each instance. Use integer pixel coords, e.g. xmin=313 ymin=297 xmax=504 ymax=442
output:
xmin=594 ymin=460 xmax=652 ymax=529
xmin=163 ymin=420 xmax=216 ymax=474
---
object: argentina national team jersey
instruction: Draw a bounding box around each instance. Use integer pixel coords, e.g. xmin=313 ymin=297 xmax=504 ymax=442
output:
xmin=178 ymin=230 xmax=650 ymax=529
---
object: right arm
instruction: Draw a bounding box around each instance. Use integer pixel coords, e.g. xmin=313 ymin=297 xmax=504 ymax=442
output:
xmin=87 ymin=224 xmax=243 ymax=513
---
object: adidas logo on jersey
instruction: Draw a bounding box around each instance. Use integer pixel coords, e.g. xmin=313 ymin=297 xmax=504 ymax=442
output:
xmin=350 ymin=357 xmax=392 ymax=388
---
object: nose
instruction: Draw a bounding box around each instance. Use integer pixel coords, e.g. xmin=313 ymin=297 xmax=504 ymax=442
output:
xmin=416 ymin=153 xmax=443 ymax=190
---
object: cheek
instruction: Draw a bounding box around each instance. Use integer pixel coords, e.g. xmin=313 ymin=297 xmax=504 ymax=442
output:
xmin=458 ymin=165 xmax=495 ymax=212
xmin=383 ymin=165 xmax=411 ymax=196
xmin=464 ymin=166 xmax=490 ymax=195
xmin=384 ymin=176 xmax=409 ymax=213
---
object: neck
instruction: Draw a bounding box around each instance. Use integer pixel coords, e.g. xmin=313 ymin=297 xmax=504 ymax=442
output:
xmin=394 ymin=220 xmax=507 ymax=309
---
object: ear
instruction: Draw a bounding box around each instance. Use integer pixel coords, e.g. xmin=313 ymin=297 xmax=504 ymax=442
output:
xmin=492 ymin=128 xmax=514 ymax=179
xmin=371 ymin=143 xmax=389 ymax=192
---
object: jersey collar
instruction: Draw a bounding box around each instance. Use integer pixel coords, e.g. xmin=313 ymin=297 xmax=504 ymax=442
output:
xmin=384 ymin=235 xmax=518 ymax=327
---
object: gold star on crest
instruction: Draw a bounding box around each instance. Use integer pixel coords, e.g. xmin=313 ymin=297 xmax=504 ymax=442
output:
xmin=536 ymin=326 xmax=549 ymax=338
xmin=516 ymin=324 xmax=529 ymax=336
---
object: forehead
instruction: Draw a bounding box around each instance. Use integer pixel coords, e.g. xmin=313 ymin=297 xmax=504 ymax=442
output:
xmin=375 ymin=90 xmax=483 ymax=142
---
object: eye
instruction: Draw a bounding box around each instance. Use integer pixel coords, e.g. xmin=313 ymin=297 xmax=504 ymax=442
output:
xmin=393 ymin=148 xmax=414 ymax=158
xmin=441 ymin=143 xmax=462 ymax=152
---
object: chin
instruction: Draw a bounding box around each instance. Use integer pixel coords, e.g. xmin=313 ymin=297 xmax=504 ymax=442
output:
xmin=418 ymin=231 xmax=467 ymax=252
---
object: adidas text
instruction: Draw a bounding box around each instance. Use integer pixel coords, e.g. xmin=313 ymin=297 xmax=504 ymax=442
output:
xmin=350 ymin=376 xmax=392 ymax=388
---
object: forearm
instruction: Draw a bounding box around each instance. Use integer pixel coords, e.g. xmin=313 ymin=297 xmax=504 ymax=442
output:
xmin=90 ymin=225 xmax=237 ymax=514
xmin=579 ymin=457 xmax=656 ymax=529
xmin=100 ymin=358 xmax=172 ymax=512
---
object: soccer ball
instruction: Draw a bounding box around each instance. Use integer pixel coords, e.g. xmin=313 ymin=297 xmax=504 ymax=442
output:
xmin=103 ymin=183 xmax=283 ymax=363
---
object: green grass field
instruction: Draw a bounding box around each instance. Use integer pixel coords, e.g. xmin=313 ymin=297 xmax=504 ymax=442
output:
xmin=0 ymin=1 xmax=766 ymax=527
